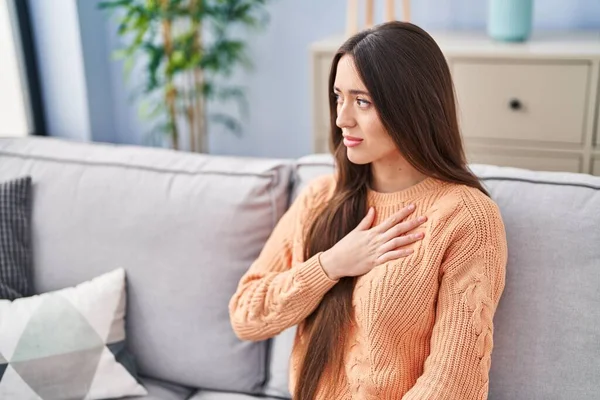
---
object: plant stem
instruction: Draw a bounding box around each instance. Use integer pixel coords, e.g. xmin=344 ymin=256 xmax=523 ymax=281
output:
xmin=194 ymin=70 xmax=205 ymax=152
xmin=191 ymin=0 xmax=206 ymax=153
xmin=187 ymin=70 xmax=196 ymax=152
xmin=160 ymin=0 xmax=179 ymax=150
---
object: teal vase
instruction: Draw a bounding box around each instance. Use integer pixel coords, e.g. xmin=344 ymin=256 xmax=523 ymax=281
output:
xmin=488 ymin=0 xmax=534 ymax=42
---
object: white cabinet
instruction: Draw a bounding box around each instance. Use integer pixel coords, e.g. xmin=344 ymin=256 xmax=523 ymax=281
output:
xmin=466 ymin=148 xmax=582 ymax=173
xmin=310 ymin=31 xmax=600 ymax=176
xmin=594 ymin=157 xmax=600 ymax=176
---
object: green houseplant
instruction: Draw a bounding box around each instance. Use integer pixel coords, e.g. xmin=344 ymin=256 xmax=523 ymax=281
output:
xmin=100 ymin=0 xmax=270 ymax=152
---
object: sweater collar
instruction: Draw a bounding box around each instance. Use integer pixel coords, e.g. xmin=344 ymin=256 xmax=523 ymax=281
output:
xmin=366 ymin=176 xmax=447 ymax=207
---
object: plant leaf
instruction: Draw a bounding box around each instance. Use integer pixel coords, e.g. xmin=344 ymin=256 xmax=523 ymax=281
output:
xmin=209 ymin=112 xmax=243 ymax=137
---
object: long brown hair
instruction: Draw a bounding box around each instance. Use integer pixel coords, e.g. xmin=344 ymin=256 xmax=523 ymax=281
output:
xmin=293 ymin=22 xmax=488 ymax=400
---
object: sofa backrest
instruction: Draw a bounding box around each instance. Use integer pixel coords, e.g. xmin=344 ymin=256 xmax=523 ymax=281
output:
xmin=0 ymin=137 xmax=293 ymax=394
xmin=285 ymin=154 xmax=600 ymax=400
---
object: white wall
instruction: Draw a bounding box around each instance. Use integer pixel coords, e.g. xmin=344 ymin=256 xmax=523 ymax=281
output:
xmin=77 ymin=0 xmax=117 ymax=144
xmin=28 ymin=0 xmax=91 ymax=141
xmin=0 ymin=0 xmax=31 ymax=137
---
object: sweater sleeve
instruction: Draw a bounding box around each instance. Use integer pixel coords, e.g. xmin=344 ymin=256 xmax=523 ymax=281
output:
xmin=402 ymin=197 xmax=508 ymax=400
xmin=228 ymin=176 xmax=338 ymax=341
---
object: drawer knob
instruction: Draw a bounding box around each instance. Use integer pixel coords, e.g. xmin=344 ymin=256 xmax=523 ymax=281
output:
xmin=509 ymin=98 xmax=522 ymax=111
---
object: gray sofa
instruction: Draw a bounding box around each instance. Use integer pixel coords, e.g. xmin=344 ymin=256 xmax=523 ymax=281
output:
xmin=0 ymin=136 xmax=598 ymax=400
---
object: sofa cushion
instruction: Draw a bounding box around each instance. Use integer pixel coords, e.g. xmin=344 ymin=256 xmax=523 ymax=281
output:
xmin=0 ymin=137 xmax=294 ymax=393
xmin=0 ymin=176 xmax=32 ymax=300
xmin=291 ymin=154 xmax=333 ymax=200
xmin=0 ymin=268 xmax=147 ymax=399
xmin=261 ymin=326 xmax=296 ymax=398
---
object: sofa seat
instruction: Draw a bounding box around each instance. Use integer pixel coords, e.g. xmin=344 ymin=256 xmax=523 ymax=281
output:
xmin=125 ymin=377 xmax=193 ymax=400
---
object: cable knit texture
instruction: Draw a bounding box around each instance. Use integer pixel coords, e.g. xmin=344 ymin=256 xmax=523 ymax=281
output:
xmin=229 ymin=174 xmax=508 ymax=399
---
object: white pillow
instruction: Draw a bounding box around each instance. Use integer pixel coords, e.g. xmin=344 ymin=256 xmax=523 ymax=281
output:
xmin=0 ymin=268 xmax=147 ymax=399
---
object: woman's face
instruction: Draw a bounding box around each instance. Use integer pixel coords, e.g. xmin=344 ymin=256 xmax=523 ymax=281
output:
xmin=333 ymin=54 xmax=399 ymax=165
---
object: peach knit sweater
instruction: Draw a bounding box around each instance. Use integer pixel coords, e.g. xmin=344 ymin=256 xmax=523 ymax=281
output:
xmin=229 ymin=174 xmax=508 ymax=400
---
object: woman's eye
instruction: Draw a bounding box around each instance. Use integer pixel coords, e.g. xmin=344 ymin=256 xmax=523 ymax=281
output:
xmin=357 ymin=98 xmax=371 ymax=107
xmin=334 ymin=93 xmax=342 ymax=103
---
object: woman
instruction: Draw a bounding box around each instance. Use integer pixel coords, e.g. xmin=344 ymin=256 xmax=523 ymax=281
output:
xmin=229 ymin=21 xmax=507 ymax=400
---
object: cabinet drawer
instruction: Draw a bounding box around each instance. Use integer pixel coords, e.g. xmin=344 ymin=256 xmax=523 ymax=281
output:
xmin=453 ymin=61 xmax=589 ymax=144
xmin=466 ymin=149 xmax=581 ymax=173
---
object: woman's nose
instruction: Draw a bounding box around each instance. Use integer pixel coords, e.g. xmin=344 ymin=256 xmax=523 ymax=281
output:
xmin=336 ymin=103 xmax=355 ymax=129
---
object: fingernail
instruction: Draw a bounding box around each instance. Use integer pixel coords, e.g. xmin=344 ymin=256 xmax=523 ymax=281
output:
xmin=419 ymin=216 xmax=427 ymax=222
xmin=408 ymin=204 xmax=415 ymax=210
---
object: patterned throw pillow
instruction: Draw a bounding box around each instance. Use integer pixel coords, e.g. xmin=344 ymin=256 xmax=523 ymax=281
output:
xmin=0 ymin=176 xmax=32 ymax=300
xmin=0 ymin=268 xmax=148 ymax=399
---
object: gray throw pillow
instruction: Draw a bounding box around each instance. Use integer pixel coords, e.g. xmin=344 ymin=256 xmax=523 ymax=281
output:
xmin=0 ymin=176 xmax=32 ymax=300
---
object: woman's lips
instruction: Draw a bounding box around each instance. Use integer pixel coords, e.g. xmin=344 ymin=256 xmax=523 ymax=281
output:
xmin=343 ymin=136 xmax=363 ymax=147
